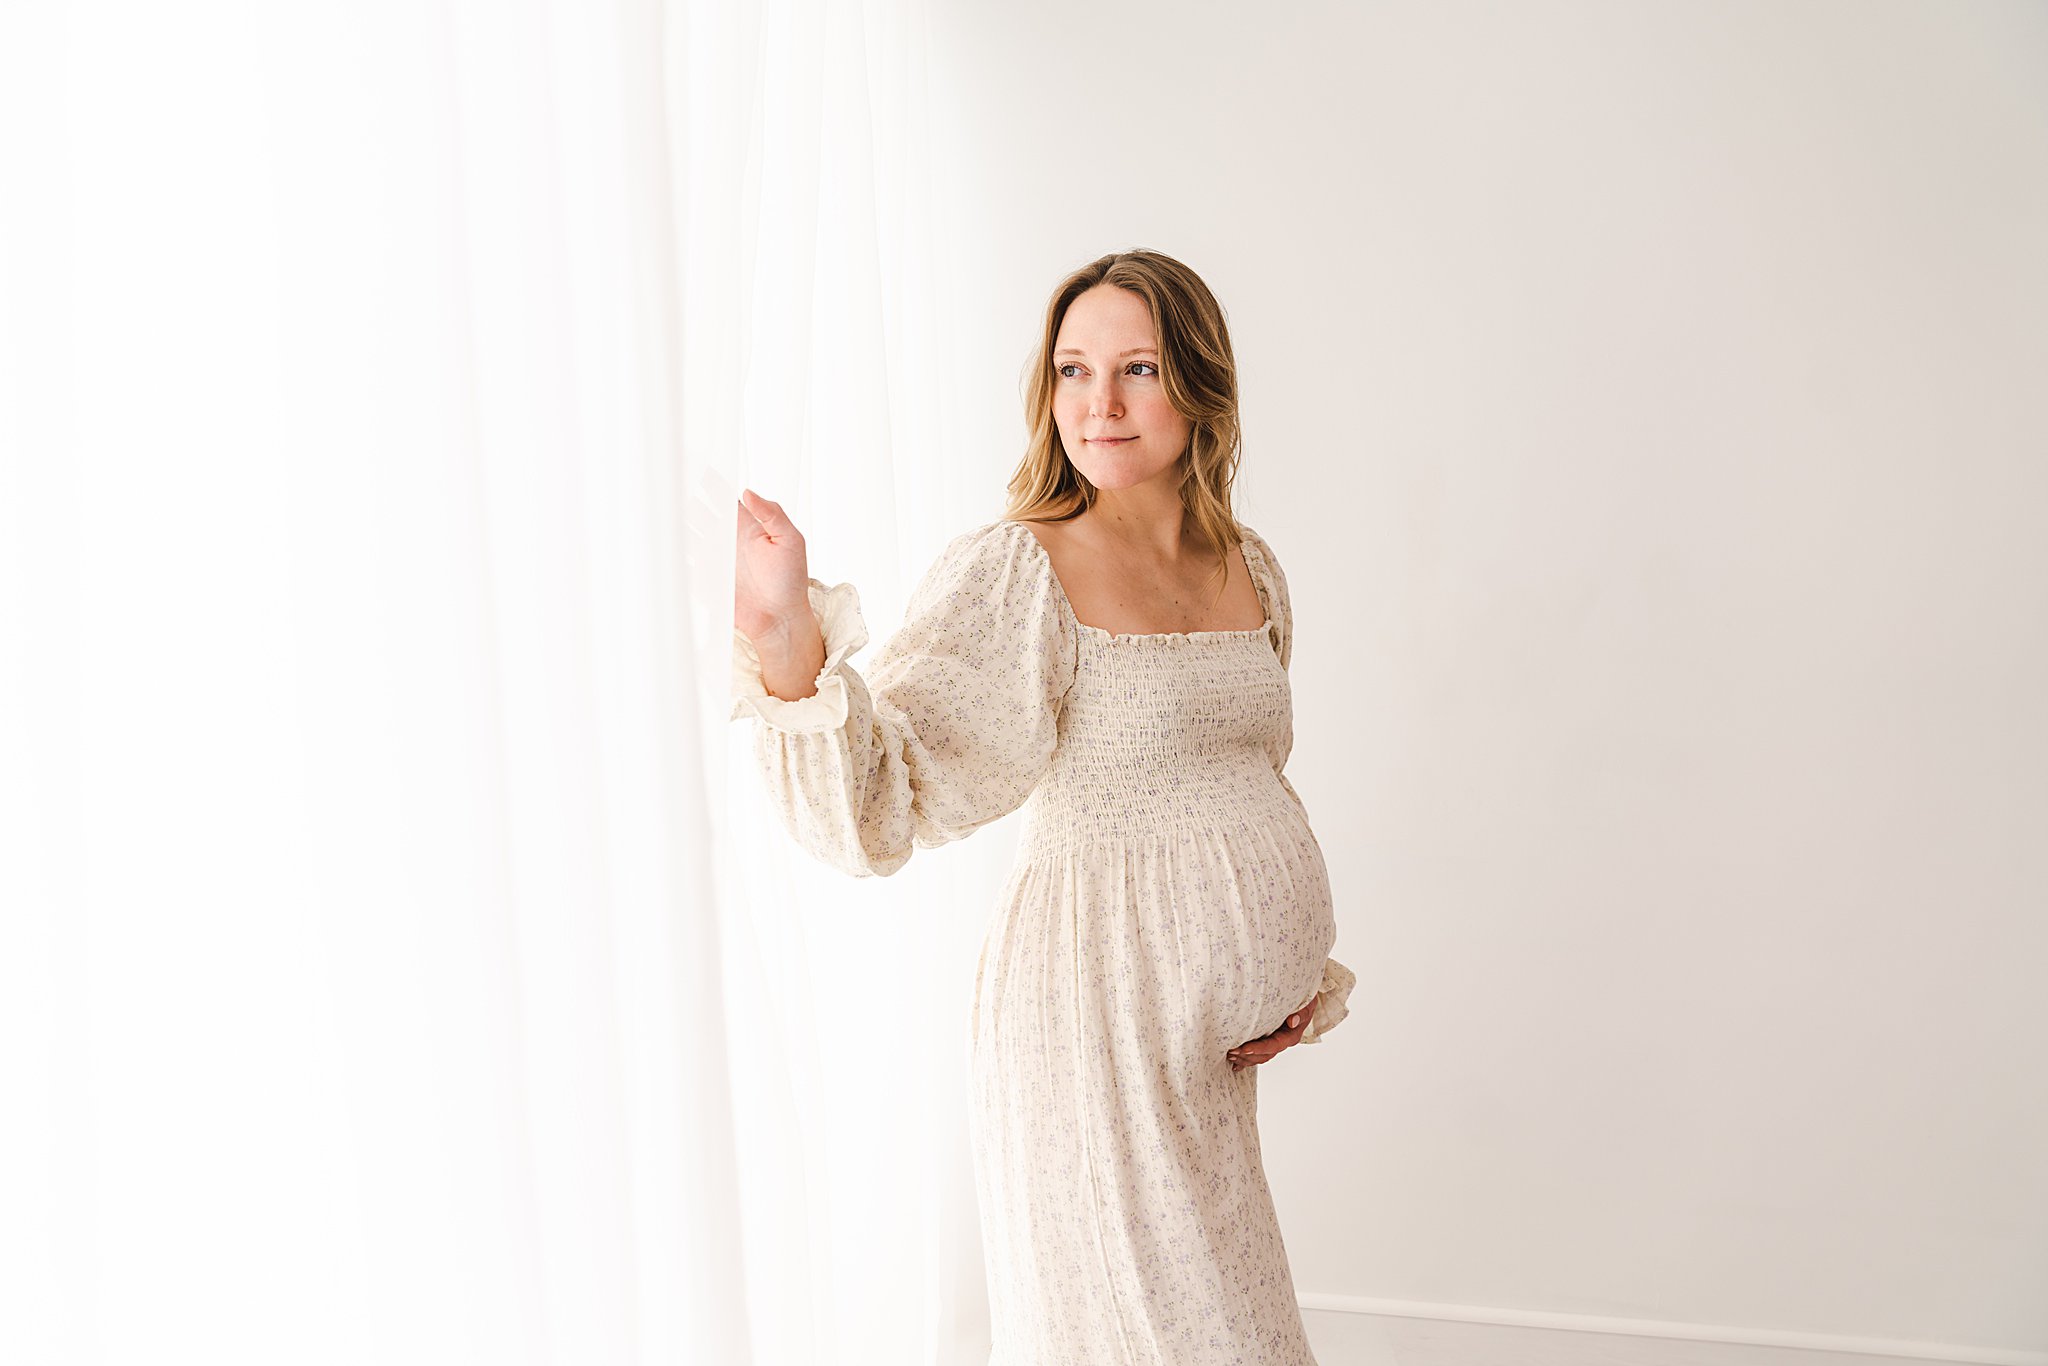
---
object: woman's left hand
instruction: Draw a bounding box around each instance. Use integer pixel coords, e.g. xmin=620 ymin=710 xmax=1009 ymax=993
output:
xmin=1228 ymin=993 xmax=1318 ymax=1071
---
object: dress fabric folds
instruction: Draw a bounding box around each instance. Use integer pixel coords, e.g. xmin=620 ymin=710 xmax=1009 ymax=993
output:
xmin=731 ymin=517 xmax=1356 ymax=1365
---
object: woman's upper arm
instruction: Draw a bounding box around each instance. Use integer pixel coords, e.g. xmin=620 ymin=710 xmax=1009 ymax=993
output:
xmin=867 ymin=520 xmax=1078 ymax=849
xmin=730 ymin=519 xmax=1076 ymax=875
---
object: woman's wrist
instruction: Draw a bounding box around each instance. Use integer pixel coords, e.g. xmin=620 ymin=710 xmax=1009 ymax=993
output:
xmin=747 ymin=610 xmax=827 ymax=701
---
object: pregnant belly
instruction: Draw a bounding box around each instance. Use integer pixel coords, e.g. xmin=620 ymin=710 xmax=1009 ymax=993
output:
xmin=975 ymin=804 xmax=1336 ymax=1066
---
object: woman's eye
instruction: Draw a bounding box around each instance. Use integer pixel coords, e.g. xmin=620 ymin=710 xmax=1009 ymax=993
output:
xmin=1056 ymin=361 xmax=1158 ymax=379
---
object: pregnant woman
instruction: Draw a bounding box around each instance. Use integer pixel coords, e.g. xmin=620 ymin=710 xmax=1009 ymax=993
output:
xmin=731 ymin=247 xmax=1357 ymax=1365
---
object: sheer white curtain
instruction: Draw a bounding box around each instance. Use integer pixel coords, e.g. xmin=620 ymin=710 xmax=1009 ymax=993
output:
xmin=693 ymin=2 xmax=1003 ymax=1362
xmin=0 ymin=0 xmax=984 ymax=1363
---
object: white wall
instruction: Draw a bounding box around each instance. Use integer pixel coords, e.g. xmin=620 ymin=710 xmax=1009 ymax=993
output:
xmin=920 ymin=0 xmax=2048 ymax=1355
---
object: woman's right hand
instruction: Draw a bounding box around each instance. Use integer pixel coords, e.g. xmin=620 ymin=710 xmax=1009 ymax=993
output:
xmin=734 ymin=489 xmax=813 ymax=636
xmin=735 ymin=489 xmax=827 ymax=700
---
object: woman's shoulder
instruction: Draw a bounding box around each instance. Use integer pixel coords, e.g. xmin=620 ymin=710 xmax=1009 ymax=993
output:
xmin=924 ymin=517 xmax=1047 ymax=577
xmin=898 ymin=519 xmax=1074 ymax=675
xmin=1233 ymin=519 xmax=1278 ymax=565
xmin=1232 ymin=521 xmax=1294 ymax=669
xmin=1233 ymin=522 xmax=1289 ymax=598
xmin=942 ymin=516 xmax=1037 ymax=555
xmin=904 ymin=517 xmax=1060 ymax=610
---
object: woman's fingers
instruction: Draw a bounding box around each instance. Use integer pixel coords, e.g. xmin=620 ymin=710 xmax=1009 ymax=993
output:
xmin=734 ymin=489 xmax=814 ymax=635
xmin=1227 ymin=994 xmax=1321 ymax=1069
xmin=738 ymin=487 xmax=802 ymax=541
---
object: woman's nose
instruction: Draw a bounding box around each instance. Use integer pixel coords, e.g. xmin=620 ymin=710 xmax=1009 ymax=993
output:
xmin=1089 ymin=377 xmax=1122 ymax=418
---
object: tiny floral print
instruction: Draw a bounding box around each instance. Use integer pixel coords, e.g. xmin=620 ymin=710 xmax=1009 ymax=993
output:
xmin=733 ymin=517 xmax=1355 ymax=1363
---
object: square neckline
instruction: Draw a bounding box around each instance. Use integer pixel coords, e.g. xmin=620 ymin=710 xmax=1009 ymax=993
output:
xmin=1009 ymin=518 xmax=1277 ymax=645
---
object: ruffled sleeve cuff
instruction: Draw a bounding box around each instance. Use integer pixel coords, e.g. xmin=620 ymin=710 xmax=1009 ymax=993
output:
xmin=730 ymin=578 xmax=869 ymax=734
xmin=1298 ymin=956 xmax=1358 ymax=1045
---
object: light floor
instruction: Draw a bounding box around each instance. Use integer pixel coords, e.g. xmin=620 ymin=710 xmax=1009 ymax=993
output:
xmin=1302 ymin=1310 xmax=2006 ymax=1366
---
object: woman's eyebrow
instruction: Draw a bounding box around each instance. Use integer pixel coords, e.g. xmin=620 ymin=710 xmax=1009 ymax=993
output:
xmin=1053 ymin=346 xmax=1158 ymax=358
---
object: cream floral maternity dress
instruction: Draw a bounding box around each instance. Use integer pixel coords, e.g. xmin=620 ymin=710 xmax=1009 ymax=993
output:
xmin=731 ymin=517 xmax=1357 ymax=1365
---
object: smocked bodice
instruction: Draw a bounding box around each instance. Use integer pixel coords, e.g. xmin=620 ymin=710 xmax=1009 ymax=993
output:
xmin=1021 ymin=625 xmax=1301 ymax=849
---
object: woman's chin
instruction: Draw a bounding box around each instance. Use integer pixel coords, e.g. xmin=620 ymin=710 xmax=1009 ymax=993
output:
xmin=1071 ymin=458 xmax=1180 ymax=494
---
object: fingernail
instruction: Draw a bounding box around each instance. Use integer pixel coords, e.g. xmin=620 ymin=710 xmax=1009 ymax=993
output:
xmin=1287 ymin=1015 xmax=1299 ymax=1028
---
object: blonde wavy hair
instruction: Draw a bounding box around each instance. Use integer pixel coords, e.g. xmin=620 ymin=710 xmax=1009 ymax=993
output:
xmin=1002 ymin=248 xmax=1244 ymax=593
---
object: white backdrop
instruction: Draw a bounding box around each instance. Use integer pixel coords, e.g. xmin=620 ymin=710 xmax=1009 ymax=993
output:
xmin=921 ymin=0 xmax=2048 ymax=1359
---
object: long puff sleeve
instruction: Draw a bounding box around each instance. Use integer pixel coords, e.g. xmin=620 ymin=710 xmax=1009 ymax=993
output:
xmin=1238 ymin=525 xmax=1357 ymax=1046
xmin=730 ymin=520 xmax=1078 ymax=878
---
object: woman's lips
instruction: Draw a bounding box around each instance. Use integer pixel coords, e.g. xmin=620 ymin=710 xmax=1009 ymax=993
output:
xmin=1089 ymin=437 xmax=1134 ymax=444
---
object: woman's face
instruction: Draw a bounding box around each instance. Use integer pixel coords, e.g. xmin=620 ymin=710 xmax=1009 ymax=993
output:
xmin=1050 ymin=284 xmax=1192 ymax=494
